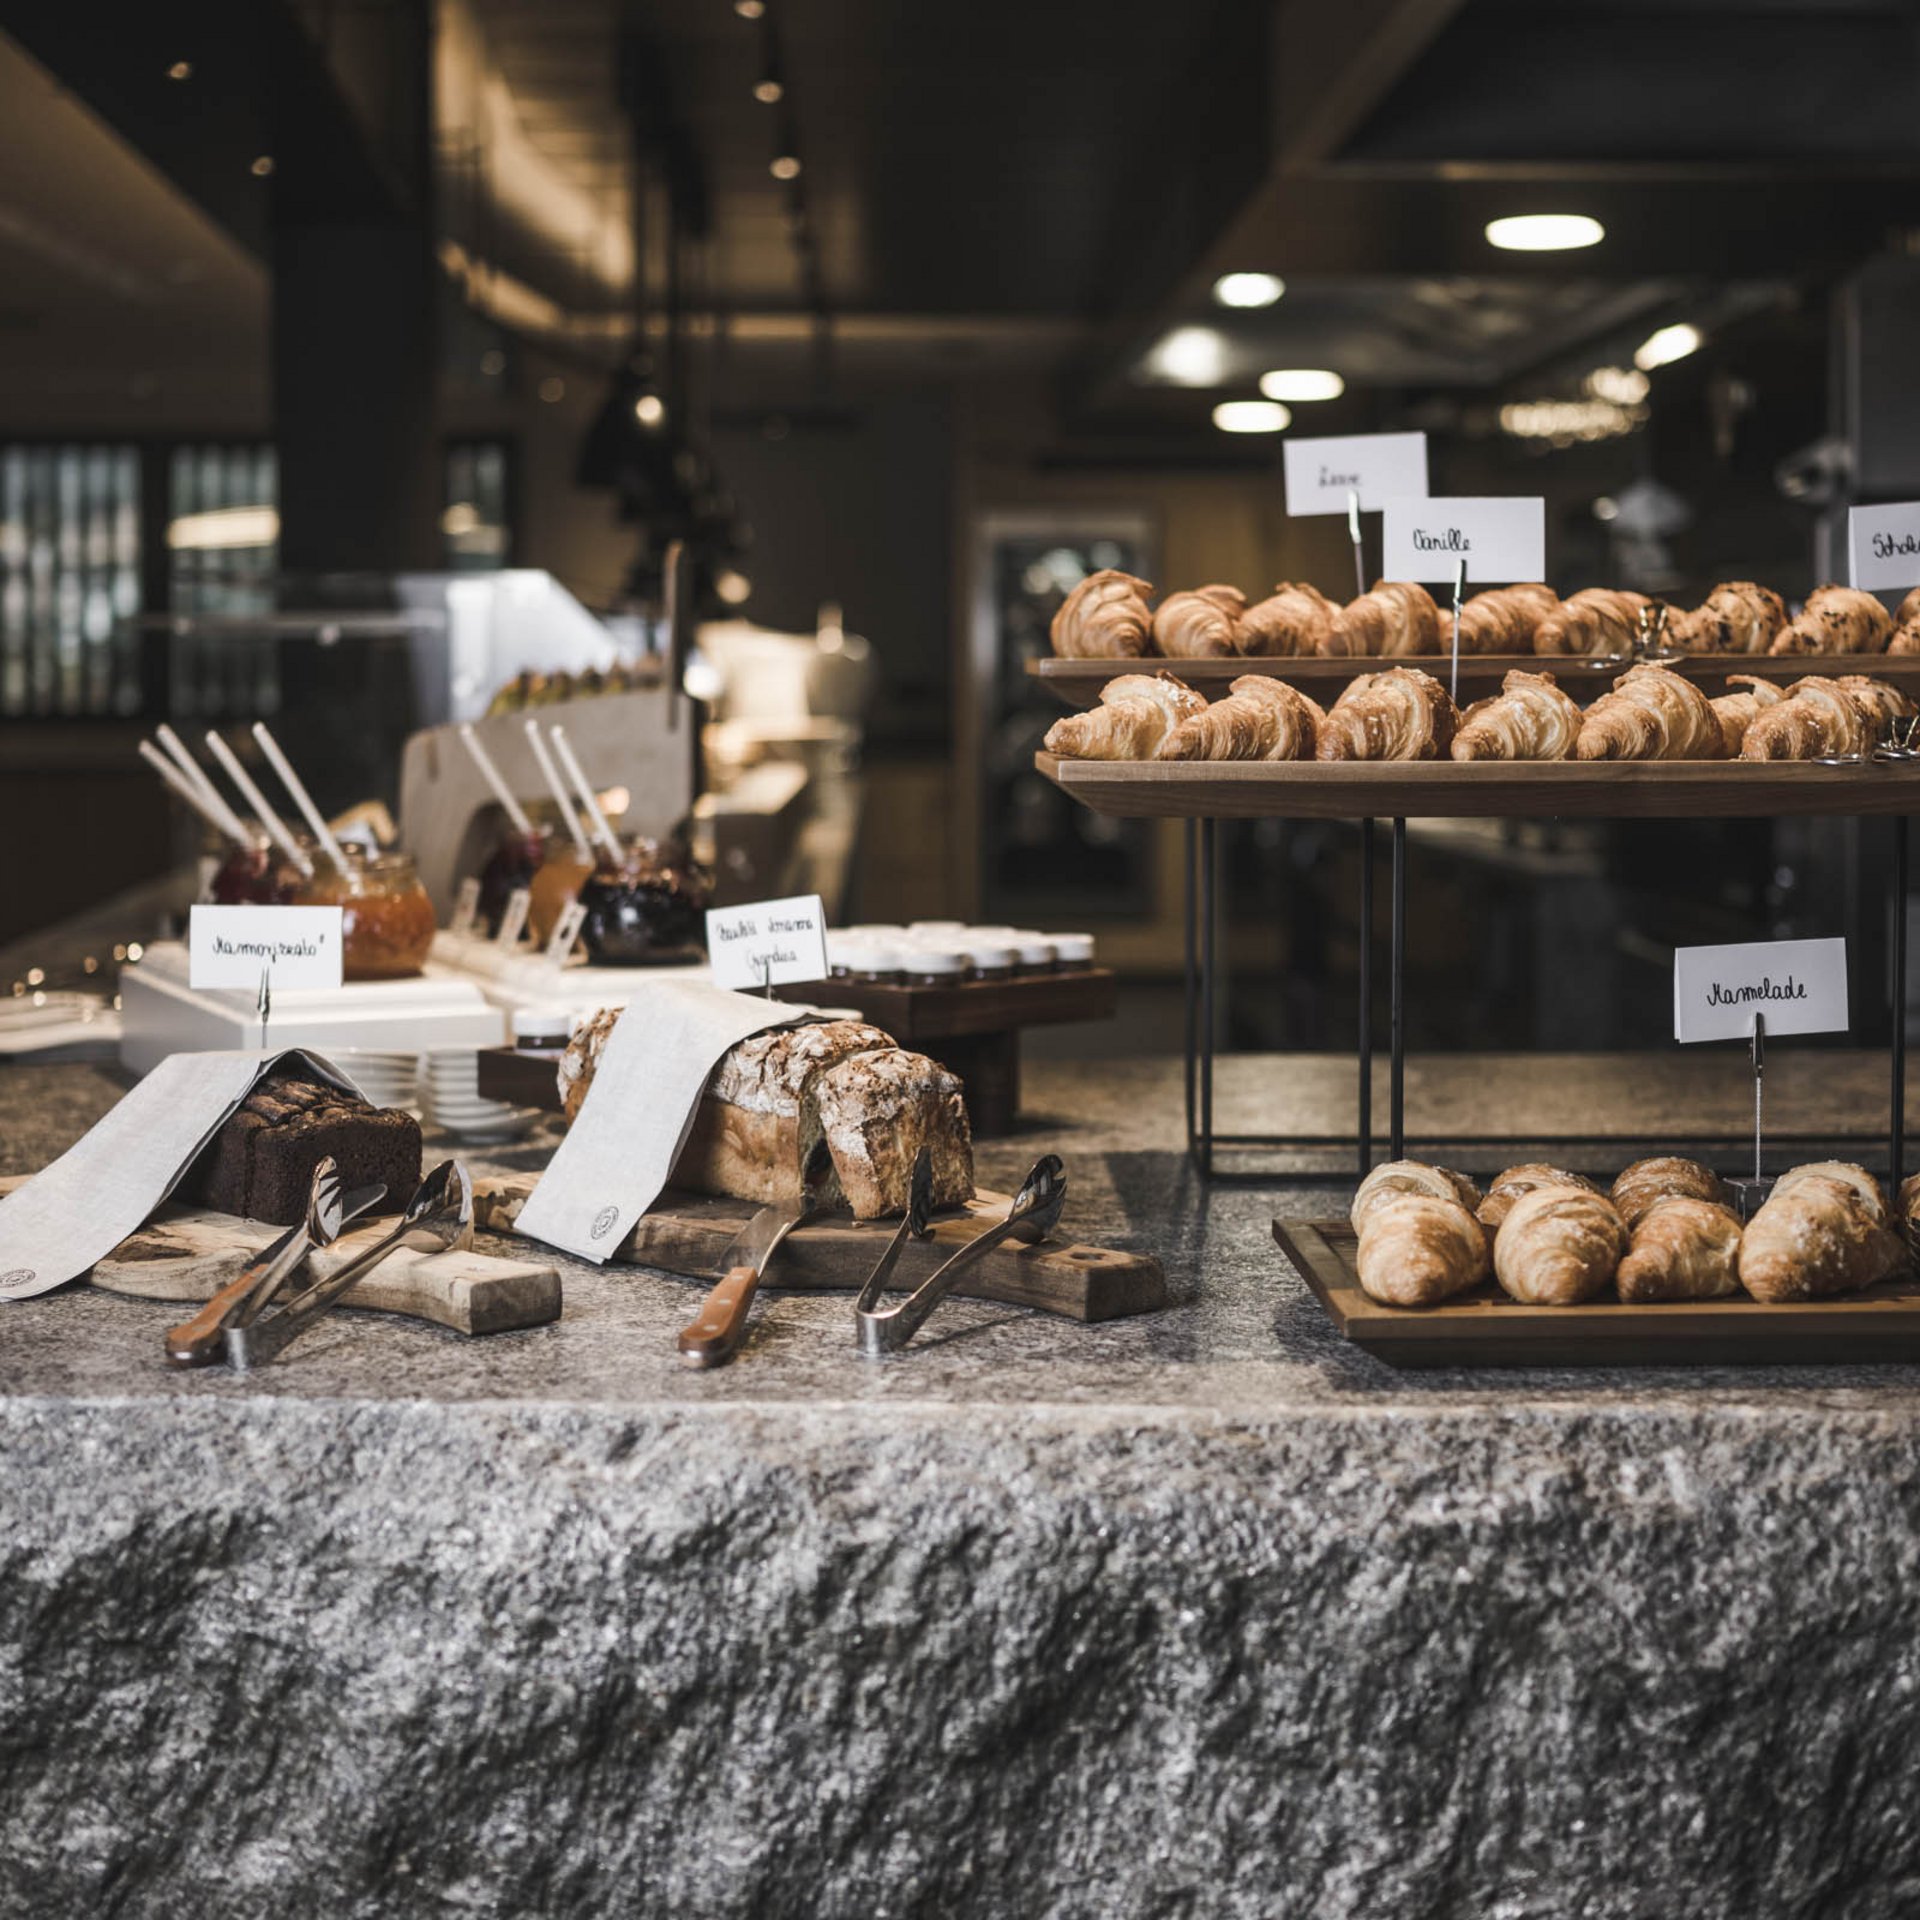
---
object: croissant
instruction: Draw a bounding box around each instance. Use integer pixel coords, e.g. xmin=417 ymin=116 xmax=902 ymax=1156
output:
xmin=1770 ymin=585 xmax=1893 ymax=655
xmin=1888 ymin=586 xmax=1920 ymax=655
xmin=1575 ymin=663 xmax=1723 ymax=760
xmin=1154 ymin=588 xmax=1241 ymax=658
xmin=1616 ymin=1197 xmax=1743 ymax=1302
xmin=1739 ymin=1171 xmax=1908 ymax=1302
xmin=1051 ymin=570 xmax=1155 ymax=659
xmin=1771 ymin=1159 xmax=1888 ymax=1225
xmin=1315 ymin=666 xmax=1458 ymax=761
xmin=1610 ymin=1155 xmax=1733 ymax=1231
xmin=1454 ymin=583 xmax=1558 ymax=655
xmin=1042 ymin=671 xmax=1206 ymax=760
xmin=1671 ymin=581 xmax=1786 ymax=654
xmin=1450 ymin=670 xmax=1583 ymax=761
xmin=1739 ymin=674 xmax=1869 ymax=760
xmin=1707 ymin=674 xmax=1785 ymax=757
xmin=1239 ymin=581 xmax=1337 ymax=657
xmin=1837 ymin=674 xmax=1917 ymax=738
xmin=1897 ymin=1170 xmax=1920 ymax=1254
xmin=1532 ymin=589 xmax=1650 ymax=658
xmin=1322 ymin=581 xmax=1439 ymax=658
xmin=1352 ymin=1159 xmax=1484 ymax=1228
xmin=1158 ymin=674 xmax=1320 ymax=761
xmin=1476 ymin=1164 xmax=1602 ymax=1232
xmin=1493 ymin=1186 xmax=1627 ymax=1305
xmin=1354 ymin=1193 xmax=1490 ymax=1307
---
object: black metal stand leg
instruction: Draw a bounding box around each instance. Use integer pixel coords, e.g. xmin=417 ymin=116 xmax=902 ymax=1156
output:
xmin=1184 ymin=817 xmax=1198 ymax=1165
xmin=1201 ymin=816 xmax=1218 ymax=1179
xmin=1894 ymin=814 xmax=1909 ymax=1194
xmin=1358 ymin=818 xmax=1373 ymax=1178
xmin=1390 ymin=816 xmax=1407 ymax=1163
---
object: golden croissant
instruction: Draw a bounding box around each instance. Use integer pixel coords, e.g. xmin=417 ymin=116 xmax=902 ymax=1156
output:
xmin=1477 ymin=1164 xmax=1601 ymax=1232
xmin=1321 ymin=581 xmax=1439 ymax=657
xmin=1739 ymin=1169 xmax=1908 ymax=1301
xmin=1051 ymin=569 xmax=1155 ymax=659
xmin=1532 ymin=588 xmax=1650 ymax=657
xmin=1239 ymin=581 xmax=1337 ymax=656
xmin=1042 ymin=671 xmax=1206 ymax=760
xmin=1454 ymin=583 xmax=1558 ymax=655
xmin=1616 ymin=1196 xmax=1743 ymax=1302
xmin=1837 ymin=674 xmax=1917 ymax=737
xmin=1707 ymin=674 xmax=1784 ymax=757
xmin=1158 ymin=673 xmax=1321 ymax=761
xmin=1451 ymin=669 xmax=1583 ymax=761
xmin=1575 ymin=663 xmax=1723 ymax=760
xmin=1610 ymin=1155 xmax=1733 ymax=1230
xmin=1888 ymin=586 xmax=1920 ymax=655
xmin=1354 ymin=1193 xmax=1490 ymax=1307
xmin=1315 ymin=666 xmax=1457 ymax=761
xmin=1352 ymin=1159 xmax=1484 ymax=1227
xmin=1492 ymin=1186 xmax=1627 ymax=1305
xmin=1739 ymin=674 xmax=1869 ymax=759
xmin=1671 ymin=581 xmax=1786 ymax=654
xmin=1154 ymin=588 xmax=1242 ymax=658
xmin=1770 ymin=585 xmax=1893 ymax=655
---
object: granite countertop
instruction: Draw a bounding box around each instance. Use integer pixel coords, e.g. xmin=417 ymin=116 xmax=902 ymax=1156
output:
xmin=6 ymin=1058 xmax=1920 ymax=1920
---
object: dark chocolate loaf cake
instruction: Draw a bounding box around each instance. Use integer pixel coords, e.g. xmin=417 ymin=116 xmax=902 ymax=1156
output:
xmin=181 ymin=1073 xmax=420 ymax=1225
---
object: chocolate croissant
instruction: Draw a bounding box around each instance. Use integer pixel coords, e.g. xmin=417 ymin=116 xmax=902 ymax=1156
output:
xmin=1888 ymin=586 xmax=1920 ymax=655
xmin=1532 ymin=588 xmax=1650 ymax=658
xmin=1610 ymin=1155 xmax=1733 ymax=1230
xmin=1770 ymin=585 xmax=1893 ymax=655
xmin=1158 ymin=673 xmax=1321 ymax=762
xmin=1042 ymin=671 xmax=1206 ymax=760
xmin=1476 ymin=1164 xmax=1602 ymax=1232
xmin=1739 ymin=674 xmax=1869 ymax=760
xmin=1451 ymin=670 xmax=1583 ymax=762
xmin=1322 ymin=581 xmax=1439 ymax=658
xmin=1154 ymin=588 xmax=1242 ymax=658
xmin=1240 ymin=582 xmax=1337 ymax=656
xmin=1575 ymin=663 xmax=1723 ymax=760
xmin=1739 ymin=1169 xmax=1908 ymax=1301
xmin=1837 ymin=674 xmax=1917 ymax=737
xmin=1051 ymin=569 xmax=1155 ymax=659
xmin=1671 ymin=581 xmax=1787 ymax=654
xmin=1315 ymin=666 xmax=1457 ymax=761
xmin=1492 ymin=1185 xmax=1627 ymax=1306
xmin=1354 ymin=1193 xmax=1491 ymax=1308
xmin=1616 ymin=1196 xmax=1743 ymax=1302
xmin=1454 ymin=583 xmax=1558 ymax=655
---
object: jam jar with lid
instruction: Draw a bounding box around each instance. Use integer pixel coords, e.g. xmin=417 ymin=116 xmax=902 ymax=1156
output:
xmin=577 ymin=835 xmax=713 ymax=966
xmin=295 ymin=846 xmax=437 ymax=980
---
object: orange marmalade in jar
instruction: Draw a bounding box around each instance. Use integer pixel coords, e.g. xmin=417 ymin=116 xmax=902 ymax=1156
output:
xmin=296 ymin=847 xmax=436 ymax=980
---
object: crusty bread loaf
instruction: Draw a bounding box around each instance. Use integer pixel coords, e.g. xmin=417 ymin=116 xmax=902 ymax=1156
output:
xmin=559 ymin=1012 xmax=973 ymax=1218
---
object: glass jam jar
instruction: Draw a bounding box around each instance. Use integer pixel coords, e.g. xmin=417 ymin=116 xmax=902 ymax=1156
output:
xmin=209 ymin=841 xmax=298 ymax=906
xmin=478 ymin=826 xmax=550 ymax=937
xmin=295 ymin=847 xmax=437 ymax=981
xmin=576 ymin=837 xmax=713 ymax=967
xmin=528 ymin=838 xmax=598 ymax=948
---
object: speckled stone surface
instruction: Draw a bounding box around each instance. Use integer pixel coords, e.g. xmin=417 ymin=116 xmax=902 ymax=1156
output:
xmin=5 ymin=1060 xmax=1920 ymax=1918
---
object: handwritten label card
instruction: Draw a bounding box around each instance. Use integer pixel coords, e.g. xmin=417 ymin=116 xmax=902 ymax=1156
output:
xmin=1849 ymin=503 xmax=1920 ymax=592
xmin=189 ymin=906 xmax=343 ymax=991
xmin=1283 ymin=432 xmax=1428 ymax=517
xmin=1381 ymin=496 xmax=1545 ymax=586
xmin=706 ymin=894 xmax=828 ymax=991
xmin=1673 ymin=938 xmax=1848 ymax=1044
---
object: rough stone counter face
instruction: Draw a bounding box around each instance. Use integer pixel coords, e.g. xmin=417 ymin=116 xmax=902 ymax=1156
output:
xmin=5 ymin=1062 xmax=1920 ymax=1917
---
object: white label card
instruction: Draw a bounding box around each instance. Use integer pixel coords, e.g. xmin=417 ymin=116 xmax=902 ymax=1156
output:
xmin=706 ymin=894 xmax=828 ymax=990
xmin=1673 ymin=938 xmax=1849 ymax=1044
xmin=1283 ymin=432 xmax=1428 ymax=517
xmin=495 ymin=887 xmax=531 ymax=950
xmin=450 ymin=877 xmax=482 ymax=936
xmin=544 ymin=898 xmax=588 ymax=965
xmin=1848 ymin=503 xmax=1920 ymax=592
xmin=1381 ymin=496 xmax=1546 ymax=586
xmin=189 ymin=906 xmax=344 ymax=991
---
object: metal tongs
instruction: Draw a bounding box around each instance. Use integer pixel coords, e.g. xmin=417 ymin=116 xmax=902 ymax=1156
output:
xmin=854 ymin=1153 xmax=1067 ymax=1356
xmin=225 ymin=1160 xmax=473 ymax=1372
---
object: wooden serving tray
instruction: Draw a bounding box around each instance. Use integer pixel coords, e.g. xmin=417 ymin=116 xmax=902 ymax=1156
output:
xmin=1037 ymin=750 xmax=1920 ymax=821
xmin=475 ymin=1174 xmax=1167 ymax=1324
xmin=1275 ymin=1218 xmax=1920 ymax=1369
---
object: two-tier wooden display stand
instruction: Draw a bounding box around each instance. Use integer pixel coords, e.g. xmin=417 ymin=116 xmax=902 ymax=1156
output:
xmin=1036 ymin=751 xmax=1916 ymax=1188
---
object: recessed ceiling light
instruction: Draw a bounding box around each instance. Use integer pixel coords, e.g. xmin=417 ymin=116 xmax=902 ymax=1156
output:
xmin=734 ymin=0 xmax=765 ymax=15
xmin=1586 ymin=365 xmax=1649 ymax=404
xmin=250 ymin=155 xmax=275 ymax=178
xmin=1634 ymin=323 xmax=1704 ymax=371
xmin=1212 ymin=272 xmax=1285 ymax=309
xmin=770 ymin=154 xmax=801 ymax=181
xmin=753 ymin=78 xmax=784 ymax=103
xmin=1148 ymin=326 xmax=1230 ymax=387
xmin=1259 ymin=369 xmax=1344 ymax=402
xmin=1485 ymin=213 xmax=1604 ymax=252
xmin=167 ymin=60 xmax=192 ymax=81
xmin=1213 ymin=399 xmax=1291 ymax=434
xmin=633 ymin=393 xmax=666 ymax=428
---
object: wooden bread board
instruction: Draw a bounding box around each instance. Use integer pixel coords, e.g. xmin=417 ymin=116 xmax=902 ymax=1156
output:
xmin=475 ymin=1173 xmax=1166 ymax=1323
xmin=0 ymin=1178 xmax=561 ymax=1336
xmin=1276 ymin=1218 xmax=1920 ymax=1369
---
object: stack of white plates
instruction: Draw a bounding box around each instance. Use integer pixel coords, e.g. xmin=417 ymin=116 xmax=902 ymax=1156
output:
xmin=331 ymin=1049 xmax=421 ymax=1112
xmin=419 ymin=1048 xmax=540 ymax=1144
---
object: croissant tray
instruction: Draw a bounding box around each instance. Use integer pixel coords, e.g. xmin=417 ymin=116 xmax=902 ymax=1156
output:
xmin=1276 ymin=1218 xmax=1920 ymax=1369
xmin=1036 ymin=750 xmax=1920 ymax=822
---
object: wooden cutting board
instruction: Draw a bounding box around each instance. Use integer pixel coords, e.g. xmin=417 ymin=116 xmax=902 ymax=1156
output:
xmin=0 ymin=1176 xmax=560 ymax=1336
xmin=1276 ymin=1218 xmax=1920 ymax=1369
xmin=474 ymin=1173 xmax=1166 ymax=1323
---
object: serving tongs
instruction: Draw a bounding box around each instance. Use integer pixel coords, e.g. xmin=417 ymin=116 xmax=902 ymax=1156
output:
xmin=855 ymin=1153 xmax=1067 ymax=1357
xmin=163 ymin=1157 xmax=387 ymax=1369
xmin=224 ymin=1160 xmax=473 ymax=1372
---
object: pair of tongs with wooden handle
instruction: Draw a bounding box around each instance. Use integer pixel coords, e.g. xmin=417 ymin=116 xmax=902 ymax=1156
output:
xmin=853 ymin=1151 xmax=1067 ymax=1355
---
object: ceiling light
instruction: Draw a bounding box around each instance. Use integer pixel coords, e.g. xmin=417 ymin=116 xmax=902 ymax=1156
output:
xmin=1634 ymin=323 xmax=1704 ymax=371
xmin=1593 ymin=496 xmax=1620 ymax=522
xmin=1585 ymin=365 xmax=1649 ymax=404
xmin=633 ymin=393 xmax=666 ymax=429
xmin=1212 ymin=272 xmax=1285 ymax=309
xmin=770 ymin=154 xmax=801 ymax=181
xmin=1259 ymin=369 xmax=1344 ymax=402
xmin=753 ymin=78 xmax=784 ymax=104
xmin=1147 ymin=326 xmax=1230 ymax=387
xmin=1213 ymin=400 xmax=1291 ymax=434
xmin=167 ymin=60 xmax=192 ymax=81
xmin=166 ymin=506 xmax=279 ymax=551
xmin=250 ymin=155 xmax=274 ymax=178
xmin=1499 ymin=398 xmax=1641 ymax=443
xmin=715 ymin=569 xmax=753 ymax=606
xmin=538 ymin=376 xmax=565 ymax=403
xmin=734 ymin=0 xmax=765 ymax=15
xmin=1485 ymin=213 xmax=1604 ymax=252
